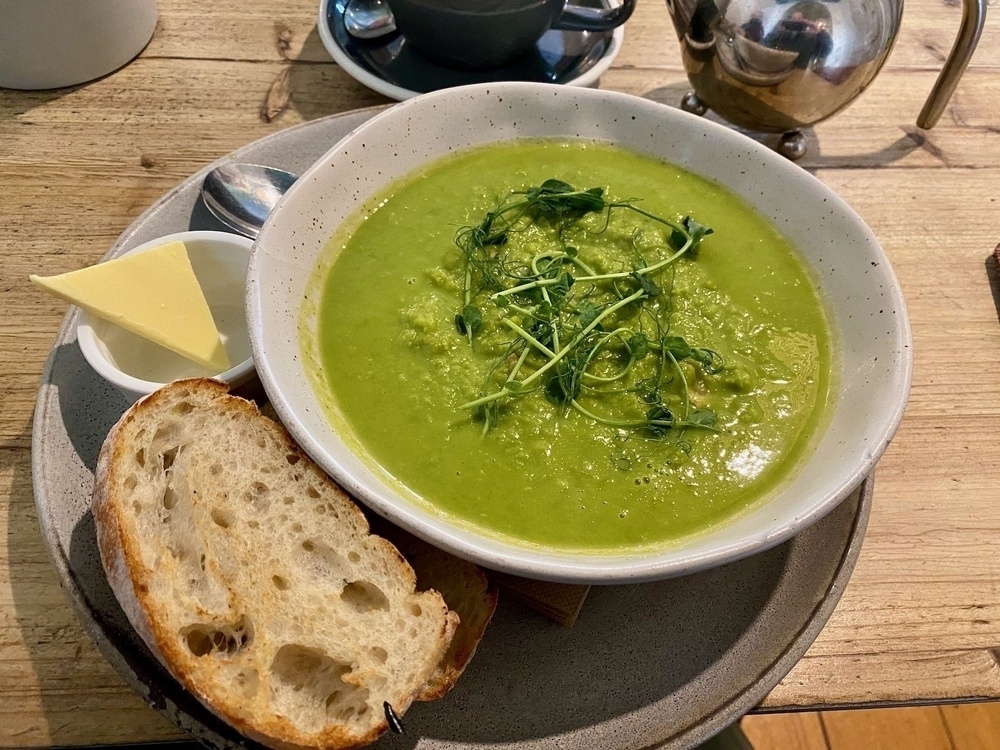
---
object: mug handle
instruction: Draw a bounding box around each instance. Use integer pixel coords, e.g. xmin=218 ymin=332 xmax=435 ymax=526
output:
xmin=552 ymin=0 xmax=637 ymax=32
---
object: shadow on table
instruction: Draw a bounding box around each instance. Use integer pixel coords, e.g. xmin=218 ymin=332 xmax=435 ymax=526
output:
xmin=642 ymin=81 xmax=921 ymax=172
xmin=0 ymin=83 xmax=84 ymax=122
xmin=0 ymin=419 xmax=61 ymax=735
xmin=278 ymin=23 xmax=390 ymax=124
xmin=986 ymin=252 xmax=1000 ymax=327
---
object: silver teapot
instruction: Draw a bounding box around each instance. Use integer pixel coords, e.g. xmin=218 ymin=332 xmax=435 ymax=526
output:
xmin=663 ymin=0 xmax=986 ymax=157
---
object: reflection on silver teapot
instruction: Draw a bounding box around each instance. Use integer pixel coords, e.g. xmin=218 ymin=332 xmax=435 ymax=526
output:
xmin=664 ymin=0 xmax=986 ymax=157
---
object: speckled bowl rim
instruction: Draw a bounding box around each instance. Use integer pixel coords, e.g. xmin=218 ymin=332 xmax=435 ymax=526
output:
xmin=248 ymin=82 xmax=913 ymax=585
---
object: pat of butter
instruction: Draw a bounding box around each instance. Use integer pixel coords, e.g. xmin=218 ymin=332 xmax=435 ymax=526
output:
xmin=31 ymin=241 xmax=231 ymax=372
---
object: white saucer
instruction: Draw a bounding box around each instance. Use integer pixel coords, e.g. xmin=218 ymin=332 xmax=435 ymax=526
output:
xmin=317 ymin=0 xmax=624 ymax=101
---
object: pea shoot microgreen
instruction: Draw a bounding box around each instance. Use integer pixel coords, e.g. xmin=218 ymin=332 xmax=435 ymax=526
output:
xmin=454 ymin=179 xmax=723 ymax=442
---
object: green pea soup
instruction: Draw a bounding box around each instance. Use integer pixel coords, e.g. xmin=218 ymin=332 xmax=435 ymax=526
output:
xmin=300 ymin=139 xmax=837 ymax=553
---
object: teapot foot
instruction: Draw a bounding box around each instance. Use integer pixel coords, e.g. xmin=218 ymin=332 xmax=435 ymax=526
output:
xmin=677 ymin=92 xmax=808 ymax=161
xmin=680 ymin=90 xmax=708 ymax=116
xmin=777 ymin=131 xmax=807 ymax=161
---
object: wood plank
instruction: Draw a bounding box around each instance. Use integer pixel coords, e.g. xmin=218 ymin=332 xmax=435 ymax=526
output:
xmin=741 ymin=712 xmax=829 ymax=750
xmin=763 ymin=650 xmax=1000 ymax=710
xmin=822 ymin=706 xmax=955 ymax=750
xmin=4 ymin=65 xmax=999 ymax=181
xmin=138 ymin=0 xmax=1000 ymax=73
xmin=941 ymin=701 xmax=1000 ymax=750
xmin=3 ymin=57 xmax=999 ymax=172
xmin=747 ymin=704 xmax=1000 ymax=750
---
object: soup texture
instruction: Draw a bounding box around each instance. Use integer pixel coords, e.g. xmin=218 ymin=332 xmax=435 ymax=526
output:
xmin=303 ymin=140 xmax=835 ymax=552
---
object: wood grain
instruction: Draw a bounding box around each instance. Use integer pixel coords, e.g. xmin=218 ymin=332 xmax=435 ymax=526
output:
xmin=741 ymin=712 xmax=829 ymax=749
xmin=941 ymin=702 xmax=1000 ymax=749
xmin=746 ymin=702 xmax=1000 ymax=750
xmin=2 ymin=0 xmax=1000 ymax=745
xmin=822 ymin=706 xmax=955 ymax=750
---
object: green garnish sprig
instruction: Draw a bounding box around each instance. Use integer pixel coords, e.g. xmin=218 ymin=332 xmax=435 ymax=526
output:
xmin=454 ymin=179 xmax=722 ymax=441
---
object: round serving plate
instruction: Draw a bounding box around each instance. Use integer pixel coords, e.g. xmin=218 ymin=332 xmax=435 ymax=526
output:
xmin=32 ymin=107 xmax=872 ymax=750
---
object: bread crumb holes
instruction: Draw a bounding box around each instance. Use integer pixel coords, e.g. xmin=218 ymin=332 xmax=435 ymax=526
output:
xmin=181 ymin=615 xmax=254 ymax=658
xmin=171 ymin=401 xmax=195 ymax=416
xmin=162 ymin=486 xmax=178 ymax=510
xmin=161 ymin=446 xmax=179 ymax=471
xmin=211 ymin=507 xmax=233 ymax=529
xmin=342 ymin=581 xmax=389 ymax=613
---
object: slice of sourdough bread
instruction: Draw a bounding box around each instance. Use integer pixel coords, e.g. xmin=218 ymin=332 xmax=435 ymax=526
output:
xmin=93 ymin=378 xmax=459 ymax=750
xmin=368 ymin=519 xmax=498 ymax=702
xmin=252 ymin=405 xmax=498 ymax=704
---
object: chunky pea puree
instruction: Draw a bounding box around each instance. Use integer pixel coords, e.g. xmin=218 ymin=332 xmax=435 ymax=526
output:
xmin=304 ymin=140 xmax=835 ymax=552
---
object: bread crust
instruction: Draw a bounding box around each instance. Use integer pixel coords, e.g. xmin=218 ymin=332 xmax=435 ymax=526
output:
xmin=92 ymin=378 xmax=462 ymax=750
xmin=369 ymin=517 xmax=498 ymax=701
xmin=93 ymin=385 xmax=173 ymax=665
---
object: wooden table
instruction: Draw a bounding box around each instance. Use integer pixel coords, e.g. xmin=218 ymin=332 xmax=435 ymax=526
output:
xmin=2 ymin=0 xmax=999 ymax=745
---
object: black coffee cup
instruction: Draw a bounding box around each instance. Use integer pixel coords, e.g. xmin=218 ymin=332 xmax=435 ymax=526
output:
xmin=385 ymin=0 xmax=636 ymax=70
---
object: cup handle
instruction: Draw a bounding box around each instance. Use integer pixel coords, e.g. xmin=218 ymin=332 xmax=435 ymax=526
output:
xmin=552 ymin=0 xmax=637 ymax=32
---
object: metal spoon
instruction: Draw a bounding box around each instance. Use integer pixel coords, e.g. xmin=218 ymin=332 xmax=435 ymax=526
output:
xmin=201 ymin=163 xmax=298 ymax=239
xmin=343 ymin=0 xmax=397 ymax=40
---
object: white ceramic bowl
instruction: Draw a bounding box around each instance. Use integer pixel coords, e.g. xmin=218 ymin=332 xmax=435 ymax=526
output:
xmin=79 ymin=231 xmax=255 ymax=404
xmin=248 ymin=82 xmax=912 ymax=584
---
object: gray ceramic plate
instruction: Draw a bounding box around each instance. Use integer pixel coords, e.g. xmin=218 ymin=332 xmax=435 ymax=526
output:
xmin=31 ymin=108 xmax=872 ymax=750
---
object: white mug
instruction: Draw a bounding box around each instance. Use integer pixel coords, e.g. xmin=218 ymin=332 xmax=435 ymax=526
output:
xmin=0 ymin=0 xmax=158 ymax=90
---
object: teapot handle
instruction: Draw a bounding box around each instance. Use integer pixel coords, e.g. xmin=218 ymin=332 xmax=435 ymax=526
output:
xmin=917 ymin=0 xmax=987 ymax=128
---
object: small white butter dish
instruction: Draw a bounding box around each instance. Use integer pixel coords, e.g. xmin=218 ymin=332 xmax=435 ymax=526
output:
xmin=77 ymin=230 xmax=255 ymax=403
